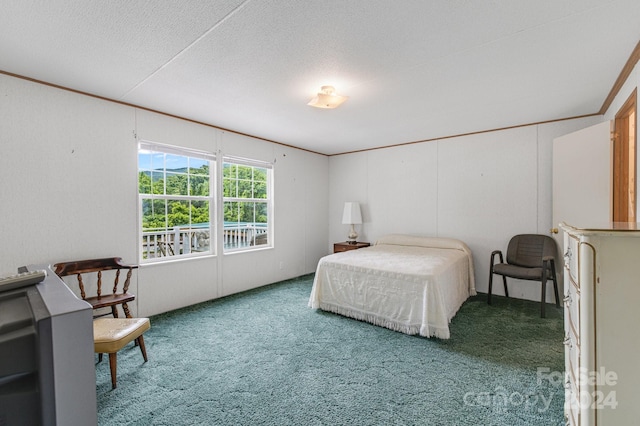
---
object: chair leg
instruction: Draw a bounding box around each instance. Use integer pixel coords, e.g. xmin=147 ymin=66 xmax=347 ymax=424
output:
xmin=551 ymin=269 xmax=560 ymax=307
xmin=488 ymin=271 xmax=494 ymax=305
xmin=489 ymin=271 xmax=509 ymax=305
xmin=540 ymin=274 xmax=547 ymax=318
xmin=98 ymin=353 xmax=103 ymax=363
xmin=137 ymin=335 xmax=148 ymax=363
xmin=108 ymin=352 xmax=118 ymax=389
xmin=502 ymin=276 xmax=509 ymax=298
xmin=122 ymin=302 xmax=132 ymax=318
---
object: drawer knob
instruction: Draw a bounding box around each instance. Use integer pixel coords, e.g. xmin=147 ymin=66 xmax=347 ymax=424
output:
xmin=564 ymin=247 xmax=572 ymax=262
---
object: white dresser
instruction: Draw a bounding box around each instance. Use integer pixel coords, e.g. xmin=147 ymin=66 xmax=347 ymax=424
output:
xmin=560 ymin=223 xmax=640 ymax=425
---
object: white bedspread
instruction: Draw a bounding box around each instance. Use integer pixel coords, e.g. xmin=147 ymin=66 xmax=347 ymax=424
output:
xmin=308 ymin=235 xmax=476 ymax=339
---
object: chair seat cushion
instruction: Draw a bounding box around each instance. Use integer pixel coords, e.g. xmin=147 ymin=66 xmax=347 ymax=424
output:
xmin=93 ymin=318 xmax=150 ymax=353
xmin=493 ymin=263 xmax=543 ymax=280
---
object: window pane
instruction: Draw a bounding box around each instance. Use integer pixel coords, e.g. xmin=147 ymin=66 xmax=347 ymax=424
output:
xmin=190 ymin=175 xmax=209 ymax=196
xmin=141 ymin=199 xmax=168 ymax=259
xmin=236 ymin=201 xmax=254 ymax=223
xmin=167 ymin=200 xmax=190 ymax=227
xmin=139 ymin=152 xmax=152 ymax=170
xmin=253 ymin=180 xmax=267 ymax=199
xmin=151 ymin=153 xmax=164 ymax=170
xmin=190 ymin=158 xmax=208 ymax=175
xmin=165 ymin=154 xmax=187 ymax=171
xmin=189 ymin=200 xmax=210 ymax=253
xmin=151 ymin=171 xmax=164 ymax=195
xmin=142 ymin=198 xmax=167 ymax=231
xmin=254 ymin=167 xmax=267 ymax=181
xmin=166 ymin=172 xmax=188 ymax=195
xmin=251 ymin=232 xmax=268 ymax=246
xmin=223 ymin=178 xmax=236 ymax=198
xmin=190 ymin=226 xmax=210 ymax=253
xmin=190 ymin=200 xmax=209 ymax=224
xmin=139 ymin=172 xmax=152 ymax=194
xmin=255 ymin=202 xmax=268 ymax=224
xmin=223 ymin=163 xmax=236 ymax=179
xmin=238 ymin=179 xmax=252 ymax=198
xmin=237 ymin=165 xmax=251 ymax=180
xmin=224 ymin=201 xmax=239 ymax=223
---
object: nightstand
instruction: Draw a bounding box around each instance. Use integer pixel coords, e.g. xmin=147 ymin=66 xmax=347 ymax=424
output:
xmin=333 ymin=242 xmax=371 ymax=253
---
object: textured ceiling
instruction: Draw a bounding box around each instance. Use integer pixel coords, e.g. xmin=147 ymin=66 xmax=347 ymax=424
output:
xmin=1 ymin=1 xmax=639 ymax=155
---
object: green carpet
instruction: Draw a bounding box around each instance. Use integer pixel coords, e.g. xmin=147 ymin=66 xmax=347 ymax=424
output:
xmin=96 ymin=274 xmax=565 ymax=425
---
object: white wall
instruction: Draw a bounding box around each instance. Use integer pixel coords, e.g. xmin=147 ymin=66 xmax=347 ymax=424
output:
xmin=328 ymin=116 xmax=603 ymax=302
xmin=3 ymin=62 xmax=635 ymax=310
xmin=0 ymin=74 xmax=329 ymax=316
xmin=0 ymin=74 xmax=139 ymax=298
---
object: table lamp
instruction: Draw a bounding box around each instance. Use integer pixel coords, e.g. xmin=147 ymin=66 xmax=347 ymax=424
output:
xmin=342 ymin=202 xmax=362 ymax=244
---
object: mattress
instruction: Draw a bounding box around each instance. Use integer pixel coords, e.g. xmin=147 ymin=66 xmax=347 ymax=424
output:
xmin=308 ymin=234 xmax=476 ymax=339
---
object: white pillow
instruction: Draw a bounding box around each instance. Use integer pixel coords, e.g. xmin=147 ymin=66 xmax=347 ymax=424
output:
xmin=375 ymin=234 xmax=469 ymax=252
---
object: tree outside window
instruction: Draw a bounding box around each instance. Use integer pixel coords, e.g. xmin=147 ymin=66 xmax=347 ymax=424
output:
xmin=222 ymin=158 xmax=272 ymax=251
xmin=138 ymin=143 xmax=214 ymax=261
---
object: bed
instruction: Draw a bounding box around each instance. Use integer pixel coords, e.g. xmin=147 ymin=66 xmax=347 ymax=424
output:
xmin=308 ymin=234 xmax=476 ymax=339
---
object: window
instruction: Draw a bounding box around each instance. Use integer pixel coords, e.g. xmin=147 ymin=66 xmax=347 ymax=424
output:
xmin=138 ymin=142 xmax=215 ymax=262
xmin=223 ymin=157 xmax=272 ymax=252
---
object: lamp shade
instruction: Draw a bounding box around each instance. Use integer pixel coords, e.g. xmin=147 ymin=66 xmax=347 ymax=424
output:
xmin=342 ymin=202 xmax=362 ymax=225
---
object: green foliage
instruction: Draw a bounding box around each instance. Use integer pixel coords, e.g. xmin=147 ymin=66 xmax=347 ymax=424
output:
xmin=139 ymin=172 xmax=151 ymax=193
xmin=139 ymin=167 xmax=209 ymax=197
xmin=223 ymin=163 xmax=268 ymax=224
xmin=139 ymin=161 xmax=211 ymax=230
xmin=141 ymin=199 xmax=166 ymax=229
xmin=223 ymin=201 xmax=267 ymax=224
xmin=142 ymin=199 xmax=210 ymax=230
xmin=139 ymin=158 xmax=268 ymax=233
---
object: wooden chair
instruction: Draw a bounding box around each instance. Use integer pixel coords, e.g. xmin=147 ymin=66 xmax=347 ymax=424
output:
xmin=54 ymin=257 xmax=149 ymax=388
xmin=53 ymin=257 xmax=138 ymax=318
xmin=93 ymin=317 xmax=150 ymax=389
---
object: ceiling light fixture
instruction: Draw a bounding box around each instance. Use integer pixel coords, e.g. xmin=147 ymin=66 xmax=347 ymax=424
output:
xmin=307 ymin=85 xmax=348 ymax=109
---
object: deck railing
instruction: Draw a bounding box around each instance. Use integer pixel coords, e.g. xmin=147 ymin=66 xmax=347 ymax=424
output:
xmin=142 ymin=224 xmax=267 ymax=259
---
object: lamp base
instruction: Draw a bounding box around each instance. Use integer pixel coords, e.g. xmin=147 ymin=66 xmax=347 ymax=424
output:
xmin=347 ymin=224 xmax=358 ymax=243
xmin=347 ymin=240 xmax=358 ymax=245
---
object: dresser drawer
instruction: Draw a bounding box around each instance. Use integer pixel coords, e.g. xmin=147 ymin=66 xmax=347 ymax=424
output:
xmin=333 ymin=242 xmax=370 ymax=253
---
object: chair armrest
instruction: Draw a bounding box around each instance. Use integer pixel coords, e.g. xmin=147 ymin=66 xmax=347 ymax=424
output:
xmin=54 ymin=257 xmax=138 ymax=276
xmin=112 ymin=257 xmax=139 ymax=270
xmin=490 ymin=250 xmax=504 ymax=267
xmin=542 ymin=256 xmax=556 ymax=269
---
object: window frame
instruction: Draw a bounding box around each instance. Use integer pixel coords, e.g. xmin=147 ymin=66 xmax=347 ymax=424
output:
xmin=221 ymin=155 xmax=273 ymax=253
xmin=138 ymin=141 xmax=216 ymax=264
